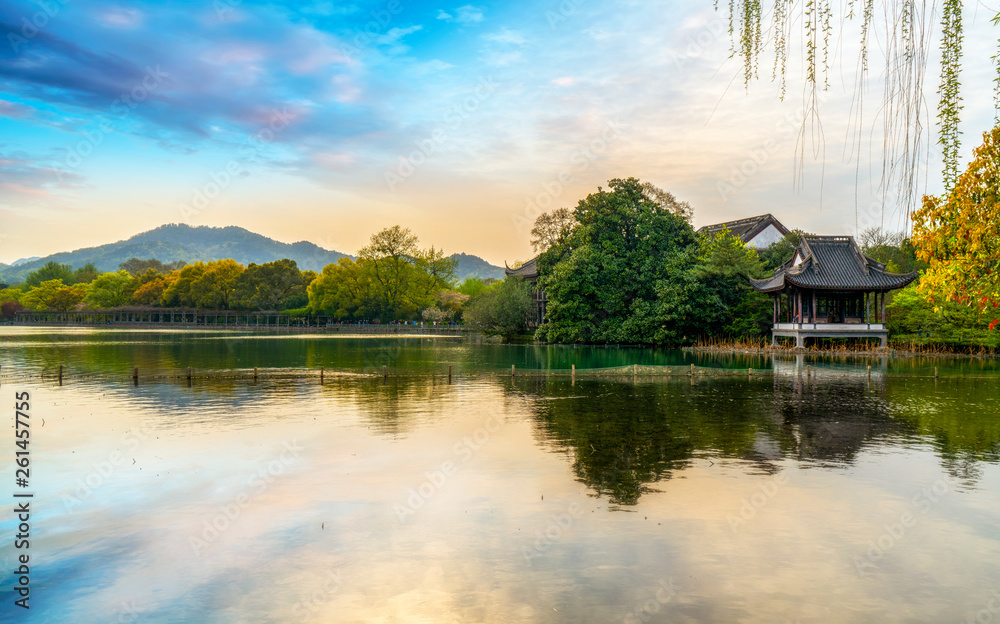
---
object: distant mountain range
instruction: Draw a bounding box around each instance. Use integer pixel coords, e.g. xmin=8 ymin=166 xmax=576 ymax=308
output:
xmin=0 ymin=224 xmax=505 ymax=283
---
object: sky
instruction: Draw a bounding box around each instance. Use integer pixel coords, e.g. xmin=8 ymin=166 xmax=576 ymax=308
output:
xmin=0 ymin=0 xmax=997 ymax=266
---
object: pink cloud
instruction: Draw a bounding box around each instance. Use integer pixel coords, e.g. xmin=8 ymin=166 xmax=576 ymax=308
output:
xmin=0 ymin=100 xmax=34 ymax=119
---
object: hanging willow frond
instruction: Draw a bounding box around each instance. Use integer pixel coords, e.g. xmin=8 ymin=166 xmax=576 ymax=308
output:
xmin=714 ymin=0 xmax=971 ymax=228
xmin=937 ymin=0 xmax=964 ymax=190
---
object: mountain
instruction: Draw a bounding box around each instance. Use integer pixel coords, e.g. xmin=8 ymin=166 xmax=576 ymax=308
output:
xmin=0 ymin=224 xmax=348 ymax=281
xmin=0 ymin=224 xmax=506 ymax=284
xmin=10 ymin=256 xmax=41 ymax=266
xmin=449 ymin=253 xmax=505 ymax=281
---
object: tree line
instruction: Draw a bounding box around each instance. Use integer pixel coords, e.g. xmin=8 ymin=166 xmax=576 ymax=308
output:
xmin=0 ymin=226 xmax=500 ymax=324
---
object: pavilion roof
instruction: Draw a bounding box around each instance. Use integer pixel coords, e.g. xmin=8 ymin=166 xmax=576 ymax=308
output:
xmin=505 ymin=256 xmax=539 ymax=279
xmin=697 ymin=213 xmax=789 ymax=244
xmin=750 ymin=236 xmax=918 ymax=293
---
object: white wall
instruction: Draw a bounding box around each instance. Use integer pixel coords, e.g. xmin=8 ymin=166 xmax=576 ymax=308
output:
xmin=747 ymin=224 xmax=786 ymax=249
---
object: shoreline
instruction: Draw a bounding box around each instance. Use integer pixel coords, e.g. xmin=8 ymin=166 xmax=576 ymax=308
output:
xmin=685 ymin=345 xmax=999 ymax=360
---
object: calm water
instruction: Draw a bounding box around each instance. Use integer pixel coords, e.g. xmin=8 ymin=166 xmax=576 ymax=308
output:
xmin=2 ymin=328 xmax=1000 ymax=623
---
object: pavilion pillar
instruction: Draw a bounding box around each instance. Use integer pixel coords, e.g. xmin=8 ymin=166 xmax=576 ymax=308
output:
xmin=881 ymin=293 xmax=886 ymax=325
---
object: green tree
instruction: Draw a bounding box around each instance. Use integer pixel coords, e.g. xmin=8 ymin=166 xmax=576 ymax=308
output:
xmin=307 ymin=258 xmax=373 ymax=319
xmin=73 ymin=263 xmax=100 ymax=284
xmin=757 ymin=229 xmax=810 ymax=272
xmin=462 ymin=277 xmax=533 ymax=340
xmin=188 ymin=259 xmax=244 ymax=309
xmin=162 ymin=263 xmax=207 ymax=307
xmin=84 ymin=271 xmax=137 ymax=308
xmin=119 ymin=258 xmax=186 ymax=275
xmin=457 ymin=277 xmax=489 ymax=298
xmin=0 ymin=288 xmax=22 ymax=305
xmin=235 ymin=259 xmax=311 ymax=310
xmin=24 ymin=261 xmax=74 ymax=288
xmin=536 ymin=178 xmax=701 ymax=344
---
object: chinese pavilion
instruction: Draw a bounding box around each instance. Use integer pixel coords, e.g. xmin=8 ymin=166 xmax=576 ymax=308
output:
xmin=749 ymin=236 xmax=918 ymax=347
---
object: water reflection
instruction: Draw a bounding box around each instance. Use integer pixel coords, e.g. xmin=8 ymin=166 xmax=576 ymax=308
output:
xmin=1 ymin=330 xmax=1000 ymax=623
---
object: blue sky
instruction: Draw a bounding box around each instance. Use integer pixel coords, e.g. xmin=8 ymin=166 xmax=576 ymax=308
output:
xmin=0 ymin=0 xmax=997 ymax=265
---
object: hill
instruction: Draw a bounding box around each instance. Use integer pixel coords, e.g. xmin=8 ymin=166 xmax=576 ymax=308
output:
xmin=0 ymin=224 xmax=348 ymax=281
xmin=450 ymin=253 xmax=505 ymax=281
xmin=0 ymin=224 xmax=504 ymax=284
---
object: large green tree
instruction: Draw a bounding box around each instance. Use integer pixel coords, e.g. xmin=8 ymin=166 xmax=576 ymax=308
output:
xmin=309 ymin=227 xmax=457 ymax=321
xmin=24 ymin=261 xmax=74 ymax=288
xmin=536 ymin=178 xmax=703 ymax=344
xmin=84 ymin=271 xmax=137 ymax=308
xmin=235 ymin=259 xmax=313 ymax=310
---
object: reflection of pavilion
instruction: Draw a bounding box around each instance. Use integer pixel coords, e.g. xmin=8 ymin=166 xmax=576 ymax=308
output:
xmin=750 ymin=236 xmax=917 ymax=347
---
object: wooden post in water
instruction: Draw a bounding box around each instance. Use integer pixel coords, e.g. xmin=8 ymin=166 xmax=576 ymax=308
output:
xmin=690 ymin=363 xmax=695 ymax=376
xmin=571 ymin=364 xmax=576 ymax=384
xmin=383 ymin=365 xmax=387 ymax=381
xmin=511 ymin=364 xmax=515 ymax=378
xmin=187 ymin=367 xmax=192 ymax=382
xmin=807 ymin=365 xmax=811 ymax=379
xmin=935 ymin=367 xmax=939 ymax=380
xmin=448 ymin=365 xmax=452 ymax=383
xmin=131 ymin=366 xmax=137 ymax=385
xmin=867 ymin=365 xmax=871 ymax=380
xmin=59 ymin=365 xmax=64 ymax=386
xmin=253 ymin=366 xmax=258 ymax=382
xmin=319 ymin=367 xmax=324 ymax=384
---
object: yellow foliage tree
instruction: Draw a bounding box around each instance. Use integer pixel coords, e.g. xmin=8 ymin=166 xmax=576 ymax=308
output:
xmin=912 ymin=125 xmax=1000 ymax=329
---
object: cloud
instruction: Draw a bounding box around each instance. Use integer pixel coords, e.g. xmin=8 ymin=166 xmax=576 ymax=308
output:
xmin=0 ymin=100 xmax=35 ymax=118
xmin=484 ymin=29 xmax=526 ymax=45
xmin=456 ymin=5 xmax=485 ymax=23
xmin=97 ymin=7 xmax=144 ymax=29
xmin=375 ymin=25 xmax=423 ymax=55
xmin=551 ymin=76 xmax=575 ymax=87
xmin=437 ymin=5 xmax=484 ymax=24
xmin=0 ymin=151 xmax=85 ymax=203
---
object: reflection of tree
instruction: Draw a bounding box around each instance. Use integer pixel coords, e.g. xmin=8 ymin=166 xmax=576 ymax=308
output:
xmin=526 ymin=379 xmax=763 ymax=505
xmin=769 ymin=378 xmax=913 ymax=465
xmin=522 ymin=374 xmax=1000 ymax=505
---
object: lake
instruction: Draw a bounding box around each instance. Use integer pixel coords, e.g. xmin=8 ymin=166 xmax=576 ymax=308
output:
xmin=2 ymin=327 xmax=1000 ymax=623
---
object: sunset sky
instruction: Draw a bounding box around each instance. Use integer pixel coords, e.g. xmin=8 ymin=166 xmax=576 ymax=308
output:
xmin=1 ymin=0 xmax=997 ymax=266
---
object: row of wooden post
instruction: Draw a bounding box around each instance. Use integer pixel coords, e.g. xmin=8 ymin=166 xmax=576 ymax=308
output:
xmin=29 ymin=362 xmax=943 ymax=385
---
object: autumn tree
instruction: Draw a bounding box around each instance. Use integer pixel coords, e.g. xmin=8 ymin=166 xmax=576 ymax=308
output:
xmin=21 ymin=280 xmax=86 ymax=310
xmin=911 ymin=125 xmax=1000 ymax=327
